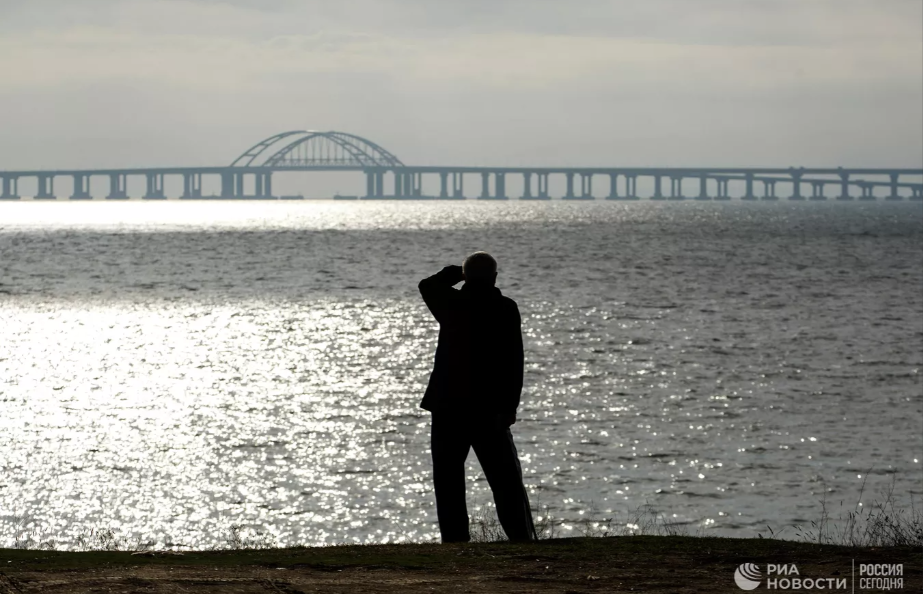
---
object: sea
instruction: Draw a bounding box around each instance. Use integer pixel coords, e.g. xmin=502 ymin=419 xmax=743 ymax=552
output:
xmin=1 ymin=200 xmax=921 ymax=549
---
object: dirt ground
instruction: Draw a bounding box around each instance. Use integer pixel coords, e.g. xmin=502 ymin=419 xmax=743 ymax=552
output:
xmin=2 ymin=536 xmax=920 ymax=593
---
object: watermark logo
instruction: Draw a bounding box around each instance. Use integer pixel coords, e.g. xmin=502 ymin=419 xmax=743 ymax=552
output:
xmin=734 ymin=563 xmax=762 ymax=590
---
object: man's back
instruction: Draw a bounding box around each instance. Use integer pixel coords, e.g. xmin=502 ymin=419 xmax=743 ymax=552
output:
xmin=418 ymin=265 xmax=524 ymax=416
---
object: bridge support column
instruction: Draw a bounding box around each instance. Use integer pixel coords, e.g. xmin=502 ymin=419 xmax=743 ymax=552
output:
xmin=716 ymin=179 xmax=730 ymax=200
xmin=762 ymin=180 xmax=778 ymax=201
xmin=743 ymin=173 xmax=756 ymax=200
xmin=538 ymin=173 xmax=549 ymax=199
xmin=107 ymin=174 xmax=128 ymax=199
xmin=414 ymin=172 xmax=423 ymax=197
xmin=670 ymin=177 xmax=684 ymax=200
xmin=625 ymin=175 xmax=638 ymax=199
xmin=495 ymin=173 xmax=507 ymax=199
xmin=696 ymin=174 xmax=710 ymax=200
xmin=70 ymin=174 xmax=92 ymax=200
xmin=579 ymin=173 xmax=593 ymax=199
xmin=35 ymin=174 xmax=55 ymax=199
xmin=220 ymin=172 xmax=234 ymax=199
xmin=886 ymin=173 xmax=902 ymax=200
xmin=376 ymin=172 xmax=385 ymax=198
xmin=521 ymin=172 xmax=532 ymax=199
xmin=651 ymin=175 xmax=664 ymax=200
xmin=479 ymin=172 xmax=490 ymax=199
xmin=439 ymin=172 xmax=449 ymax=198
xmin=366 ymin=172 xmax=374 ymax=198
xmin=255 ymin=173 xmax=263 ymax=198
xmin=837 ymin=172 xmax=852 ymax=200
xmin=391 ymin=171 xmax=402 ymax=197
xmin=810 ymin=181 xmax=826 ymax=201
xmin=144 ymin=173 xmax=166 ymax=199
xmin=452 ymin=172 xmax=464 ymax=199
xmin=606 ymin=172 xmax=619 ymax=200
xmin=563 ymin=172 xmax=575 ymax=199
xmin=181 ymin=173 xmax=203 ymax=199
xmin=910 ymin=187 xmax=922 ymax=201
xmin=250 ymin=172 xmax=271 ymax=199
xmin=1 ymin=175 xmax=20 ymax=200
xmin=236 ymin=173 xmax=247 ymax=198
xmin=789 ymin=171 xmax=804 ymax=200
xmin=859 ymin=183 xmax=875 ymax=201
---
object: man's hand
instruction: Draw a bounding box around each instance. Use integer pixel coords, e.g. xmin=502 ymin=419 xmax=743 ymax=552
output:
xmin=444 ymin=264 xmax=465 ymax=284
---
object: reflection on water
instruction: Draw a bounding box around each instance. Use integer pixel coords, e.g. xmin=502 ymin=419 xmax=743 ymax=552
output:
xmin=1 ymin=201 xmax=921 ymax=548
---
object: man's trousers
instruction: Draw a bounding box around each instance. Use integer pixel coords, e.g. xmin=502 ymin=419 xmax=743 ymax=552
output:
xmin=430 ymin=411 xmax=537 ymax=543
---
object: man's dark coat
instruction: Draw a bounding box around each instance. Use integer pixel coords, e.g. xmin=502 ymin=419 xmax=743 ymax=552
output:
xmin=418 ymin=266 xmax=524 ymax=415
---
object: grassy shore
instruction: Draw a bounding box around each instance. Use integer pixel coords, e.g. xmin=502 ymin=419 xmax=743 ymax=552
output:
xmin=3 ymin=535 xmax=921 ymax=593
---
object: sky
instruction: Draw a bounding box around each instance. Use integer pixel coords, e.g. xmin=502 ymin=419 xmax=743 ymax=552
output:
xmin=0 ymin=0 xmax=921 ymax=177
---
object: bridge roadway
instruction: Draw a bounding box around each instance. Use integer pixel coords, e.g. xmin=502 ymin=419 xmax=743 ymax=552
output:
xmin=1 ymin=129 xmax=921 ymax=201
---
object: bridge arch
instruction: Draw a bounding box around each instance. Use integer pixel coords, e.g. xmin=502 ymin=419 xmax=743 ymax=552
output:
xmin=231 ymin=130 xmax=404 ymax=168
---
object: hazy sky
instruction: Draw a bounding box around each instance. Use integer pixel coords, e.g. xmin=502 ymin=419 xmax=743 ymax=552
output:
xmin=1 ymin=0 xmax=921 ymax=171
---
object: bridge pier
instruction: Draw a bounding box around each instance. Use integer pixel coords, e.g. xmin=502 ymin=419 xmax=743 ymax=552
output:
xmin=562 ymin=172 xmax=576 ymax=199
xmin=625 ymin=174 xmax=638 ymax=199
xmin=366 ymin=171 xmax=376 ymax=198
xmin=452 ymin=172 xmax=464 ymax=199
xmin=1 ymin=175 xmax=20 ymax=200
xmin=521 ymin=172 xmax=532 ymax=199
xmin=70 ymin=174 xmax=92 ymax=200
xmin=886 ymin=173 xmax=902 ymax=200
xmin=762 ymin=180 xmax=778 ymax=201
xmin=911 ymin=187 xmax=922 ymax=201
xmin=252 ymin=172 xmax=273 ymax=199
xmin=495 ymin=172 xmax=507 ymax=199
xmin=605 ymin=172 xmax=619 ymax=200
xmin=696 ymin=174 xmax=711 ymax=200
xmin=523 ymin=172 xmax=550 ymax=200
xmin=858 ymin=183 xmax=876 ymax=201
xmin=144 ymin=173 xmax=166 ymax=199
xmin=220 ymin=172 xmax=233 ymax=199
xmin=789 ymin=171 xmax=804 ymax=200
xmin=574 ymin=172 xmax=593 ymax=199
xmin=651 ymin=174 xmax=665 ymax=200
xmin=439 ymin=172 xmax=449 ymax=198
xmin=809 ymin=181 xmax=827 ymax=201
xmin=715 ymin=178 xmax=730 ymax=200
xmin=743 ymin=173 xmax=756 ymax=200
xmin=181 ymin=173 xmax=203 ymax=199
xmin=836 ymin=172 xmax=852 ymax=200
xmin=106 ymin=174 xmax=128 ymax=199
xmin=35 ymin=174 xmax=56 ymax=199
xmin=669 ymin=176 xmax=684 ymax=200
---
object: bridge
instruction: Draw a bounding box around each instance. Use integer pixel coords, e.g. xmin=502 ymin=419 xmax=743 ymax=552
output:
xmin=1 ymin=130 xmax=921 ymax=201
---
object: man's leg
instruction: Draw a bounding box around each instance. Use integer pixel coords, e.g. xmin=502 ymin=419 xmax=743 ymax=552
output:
xmin=472 ymin=419 xmax=537 ymax=542
xmin=431 ymin=411 xmax=472 ymax=543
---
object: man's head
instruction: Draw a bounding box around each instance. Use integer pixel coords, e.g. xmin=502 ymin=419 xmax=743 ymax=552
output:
xmin=463 ymin=251 xmax=498 ymax=286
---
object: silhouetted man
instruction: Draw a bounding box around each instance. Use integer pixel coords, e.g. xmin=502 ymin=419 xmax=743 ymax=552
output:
xmin=418 ymin=251 xmax=537 ymax=543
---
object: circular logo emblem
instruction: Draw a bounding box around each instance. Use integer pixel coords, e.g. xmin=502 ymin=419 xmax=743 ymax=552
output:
xmin=734 ymin=563 xmax=761 ymax=590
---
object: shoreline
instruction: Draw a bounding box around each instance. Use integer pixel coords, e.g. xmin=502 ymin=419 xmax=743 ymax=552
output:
xmin=2 ymin=536 xmax=920 ymax=593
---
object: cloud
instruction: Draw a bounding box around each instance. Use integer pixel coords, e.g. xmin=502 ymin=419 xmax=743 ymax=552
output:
xmin=0 ymin=0 xmax=920 ymax=169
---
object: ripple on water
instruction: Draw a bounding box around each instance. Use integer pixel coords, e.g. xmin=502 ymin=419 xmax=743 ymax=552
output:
xmin=0 ymin=201 xmax=921 ymax=548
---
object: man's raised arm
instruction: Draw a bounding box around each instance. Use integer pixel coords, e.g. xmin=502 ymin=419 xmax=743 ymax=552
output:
xmin=418 ymin=265 xmax=465 ymax=323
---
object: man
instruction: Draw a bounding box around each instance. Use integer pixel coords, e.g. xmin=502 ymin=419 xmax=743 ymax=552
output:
xmin=418 ymin=251 xmax=537 ymax=543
